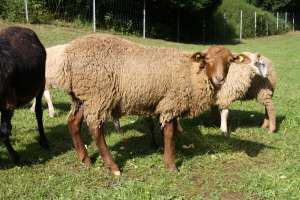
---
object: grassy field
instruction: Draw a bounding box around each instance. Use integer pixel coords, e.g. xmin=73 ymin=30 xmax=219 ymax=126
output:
xmin=0 ymin=21 xmax=299 ymax=199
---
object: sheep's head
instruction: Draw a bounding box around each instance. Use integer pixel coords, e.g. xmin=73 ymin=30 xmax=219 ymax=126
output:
xmin=241 ymin=52 xmax=268 ymax=78
xmin=190 ymin=45 xmax=251 ymax=87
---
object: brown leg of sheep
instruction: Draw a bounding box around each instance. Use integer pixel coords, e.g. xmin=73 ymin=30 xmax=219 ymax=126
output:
xmin=89 ymin=124 xmax=120 ymax=175
xmin=262 ymin=103 xmax=276 ymax=133
xmin=163 ymin=119 xmax=178 ymax=172
xmin=68 ymin=104 xmax=91 ymax=165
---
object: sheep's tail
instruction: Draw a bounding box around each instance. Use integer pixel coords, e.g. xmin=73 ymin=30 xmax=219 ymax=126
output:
xmin=55 ymin=51 xmax=72 ymax=94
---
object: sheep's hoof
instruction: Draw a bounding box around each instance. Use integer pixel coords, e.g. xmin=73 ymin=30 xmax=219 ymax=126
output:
xmin=113 ymin=171 xmax=121 ymax=176
xmin=81 ymin=157 xmax=92 ymax=165
xmin=40 ymin=138 xmax=50 ymax=149
xmin=169 ymin=169 xmax=179 ymax=173
xmin=9 ymin=151 xmax=20 ymax=164
xmin=268 ymin=129 xmax=275 ymax=133
xmin=222 ymin=132 xmax=230 ymax=137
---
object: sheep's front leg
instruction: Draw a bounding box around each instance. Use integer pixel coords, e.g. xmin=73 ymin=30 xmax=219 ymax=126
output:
xmin=163 ymin=119 xmax=178 ymax=172
xmin=0 ymin=110 xmax=20 ymax=164
xmin=220 ymin=108 xmax=229 ymax=136
xmin=35 ymin=89 xmax=49 ymax=149
xmin=89 ymin=124 xmax=120 ymax=175
xmin=68 ymin=104 xmax=91 ymax=165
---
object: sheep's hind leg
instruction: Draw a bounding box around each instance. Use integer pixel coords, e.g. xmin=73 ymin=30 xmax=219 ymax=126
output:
xmin=113 ymin=118 xmax=122 ymax=134
xmin=262 ymin=103 xmax=276 ymax=133
xmin=44 ymin=89 xmax=55 ymax=118
xmin=68 ymin=103 xmax=91 ymax=165
xmin=0 ymin=110 xmax=20 ymax=164
xmin=144 ymin=117 xmax=159 ymax=149
xmin=163 ymin=119 xmax=178 ymax=172
xmin=89 ymin=124 xmax=120 ymax=175
xmin=35 ymin=88 xmax=49 ymax=149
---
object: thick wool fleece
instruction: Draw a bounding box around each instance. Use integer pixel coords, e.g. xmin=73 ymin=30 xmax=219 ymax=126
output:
xmin=45 ymin=44 xmax=68 ymax=90
xmin=213 ymin=55 xmax=276 ymax=109
xmin=243 ymin=56 xmax=276 ymax=103
xmin=57 ymin=34 xmax=215 ymax=130
xmin=212 ymin=63 xmax=258 ymax=109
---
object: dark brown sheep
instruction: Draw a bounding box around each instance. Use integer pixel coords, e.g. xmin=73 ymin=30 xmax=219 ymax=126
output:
xmin=0 ymin=26 xmax=49 ymax=163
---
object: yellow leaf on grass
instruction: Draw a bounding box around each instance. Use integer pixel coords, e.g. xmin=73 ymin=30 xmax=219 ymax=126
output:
xmin=211 ymin=155 xmax=217 ymax=160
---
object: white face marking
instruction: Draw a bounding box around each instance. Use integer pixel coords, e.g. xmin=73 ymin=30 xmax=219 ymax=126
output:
xmin=254 ymin=57 xmax=268 ymax=78
xmin=249 ymin=53 xmax=268 ymax=78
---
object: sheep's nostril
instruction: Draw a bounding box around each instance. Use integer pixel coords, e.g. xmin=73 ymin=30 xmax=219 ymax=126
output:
xmin=216 ymin=76 xmax=224 ymax=84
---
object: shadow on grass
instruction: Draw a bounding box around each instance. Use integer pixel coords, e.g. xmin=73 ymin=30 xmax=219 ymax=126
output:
xmin=106 ymin=109 xmax=283 ymax=171
xmin=0 ymin=108 xmax=284 ymax=171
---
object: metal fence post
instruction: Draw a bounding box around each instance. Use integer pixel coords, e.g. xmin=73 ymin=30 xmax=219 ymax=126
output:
xmin=240 ymin=10 xmax=242 ymax=40
xmin=266 ymin=14 xmax=268 ymax=36
xmin=24 ymin=0 xmax=28 ymax=22
xmin=254 ymin=12 xmax=256 ymax=37
xmin=285 ymin=12 xmax=287 ymax=31
xmin=276 ymin=12 xmax=279 ymax=33
xmin=143 ymin=0 xmax=146 ymax=38
xmin=177 ymin=6 xmax=180 ymax=42
xmin=293 ymin=12 xmax=295 ymax=31
xmin=93 ymin=0 xmax=96 ymax=32
xmin=203 ymin=20 xmax=205 ymax=43
xmin=224 ymin=9 xmax=226 ymax=40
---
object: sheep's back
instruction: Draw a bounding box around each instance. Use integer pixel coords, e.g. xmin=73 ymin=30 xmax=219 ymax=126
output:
xmin=58 ymin=34 xmax=195 ymax=126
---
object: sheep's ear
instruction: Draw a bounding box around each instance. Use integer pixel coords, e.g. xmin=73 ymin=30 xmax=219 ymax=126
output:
xmin=232 ymin=53 xmax=251 ymax=64
xmin=190 ymin=52 xmax=206 ymax=70
xmin=253 ymin=53 xmax=261 ymax=62
xmin=190 ymin=52 xmax=206 ymax=63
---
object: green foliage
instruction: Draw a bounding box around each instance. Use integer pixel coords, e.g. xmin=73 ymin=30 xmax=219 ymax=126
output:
xmin=246 ymin=0 xmax=300 ymax=12
xmin=0 ymin=0 xmax=52 ymax=23
xmin=213 ymin=0 xmax=290 ymax=41
xmin=0 ymin=0 xmax=25 ymax=22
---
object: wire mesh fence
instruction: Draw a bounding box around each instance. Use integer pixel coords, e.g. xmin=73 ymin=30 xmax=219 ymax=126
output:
xmin=2 ymin=0 xmax=300 ymax=43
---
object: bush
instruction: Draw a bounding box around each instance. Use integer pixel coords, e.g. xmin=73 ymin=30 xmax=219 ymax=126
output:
xmin=0 ymin=0 xmax=52 ymax=23
xmin=213 ymin=0 xmax=290 ymax=40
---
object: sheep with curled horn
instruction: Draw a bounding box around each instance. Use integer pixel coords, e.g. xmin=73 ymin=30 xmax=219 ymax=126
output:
xmin=56 ymin=34 xmax=251 ymax=175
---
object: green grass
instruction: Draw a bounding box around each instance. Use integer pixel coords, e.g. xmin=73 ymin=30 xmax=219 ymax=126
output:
xmin=0 ymin=21 xmax=299 ymax=199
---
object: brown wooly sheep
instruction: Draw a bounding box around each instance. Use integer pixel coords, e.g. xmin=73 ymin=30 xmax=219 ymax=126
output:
xmin=56 ymin=34 xmax=251 ymax=175
xmin=0 ymin=26 xmax=49 ymax=163
xmin=210 ymin=52 xmax=276 ymax=136
xmin=30 ymin=44 xmax=68 ymax=118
